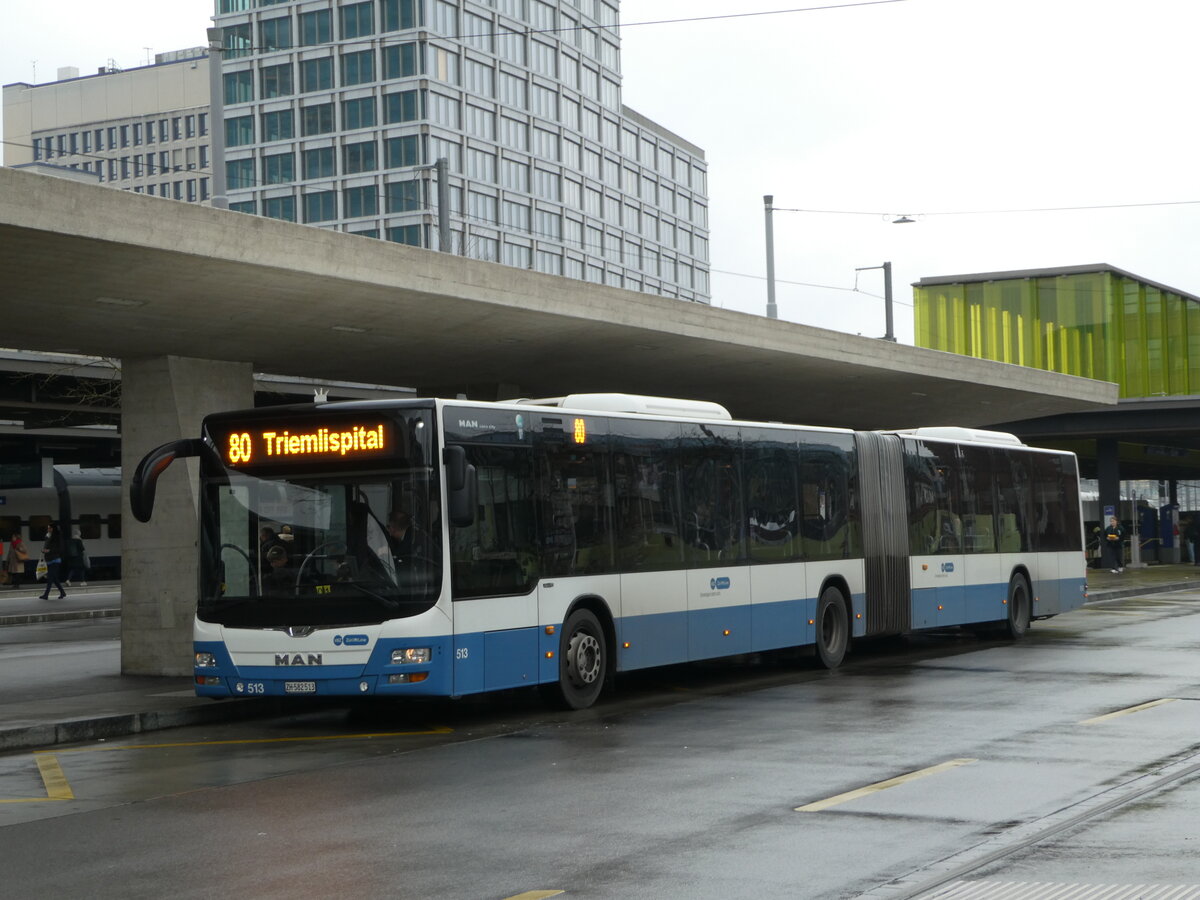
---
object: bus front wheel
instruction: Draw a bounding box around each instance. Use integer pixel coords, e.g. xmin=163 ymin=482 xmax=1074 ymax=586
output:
xmin=543 ymin=608 xmax=607 ymax=710
xmin=1004 ymin=574 xmax=1031 ymax=639
xmin=815 ymin=586 xmax=849 ymax=669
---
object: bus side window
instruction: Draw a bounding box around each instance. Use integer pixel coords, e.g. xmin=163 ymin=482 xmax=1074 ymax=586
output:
xmin=679 ymin=422 xmax=743 ymax=567
xmin=450 ymin=446 xmax=539 ymax=599
xmin=904 ymin=439 xmax=961 ymax=555
xmin=611 ymin=420 xmax=684 ymax=571
xmin=743 ymin=431 xmax=800 ymax=564
xmin=801 ymin=433 xmax=858 ymax=561
xmin=958 ymin=446 xmax=997 ymax=554
xmin=993 ymin=449 xmax=1032 ymax=553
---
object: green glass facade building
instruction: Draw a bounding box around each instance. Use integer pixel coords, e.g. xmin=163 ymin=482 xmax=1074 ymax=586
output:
xmin=914 ymin=265 xmax=1200 ymax=399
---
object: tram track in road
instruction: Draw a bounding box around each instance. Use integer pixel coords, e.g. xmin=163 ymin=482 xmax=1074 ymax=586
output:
xmin=859 ymin=726 xmax=1200 ymax=900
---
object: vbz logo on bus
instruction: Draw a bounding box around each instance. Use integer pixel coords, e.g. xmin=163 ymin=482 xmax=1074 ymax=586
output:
xmin=940 ymin=562 xmax=955 ymax=574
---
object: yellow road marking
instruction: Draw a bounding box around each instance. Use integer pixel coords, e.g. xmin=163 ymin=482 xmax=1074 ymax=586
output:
xmin=35 ymin=754 xmax=74 ymax=800
xmin=2 ymin=729 xmax=452 ymax=804
xmin=1079 ymin=698 xmax=1177 ymax=725
xmin=796 ymin=758 xmax=977 ymax=812
xmin=44 ymin=727 xmax=454 ymax=755
xmin=503 ymin=893 xmax=564 ymax=900
xmin=0 ymin=754 xmax=75 ymax=804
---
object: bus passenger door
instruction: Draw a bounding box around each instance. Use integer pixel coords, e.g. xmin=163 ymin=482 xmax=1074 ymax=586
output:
xmin=611 ymin=420 xmax=688 ymax=670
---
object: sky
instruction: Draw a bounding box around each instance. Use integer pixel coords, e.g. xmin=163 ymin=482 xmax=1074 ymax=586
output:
xmin=3 ymin=0 xmax=1199 ymax=344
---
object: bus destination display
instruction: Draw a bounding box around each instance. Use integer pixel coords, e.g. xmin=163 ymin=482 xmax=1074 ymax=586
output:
xmin=216 ymin=420 xmax=394 ymax=468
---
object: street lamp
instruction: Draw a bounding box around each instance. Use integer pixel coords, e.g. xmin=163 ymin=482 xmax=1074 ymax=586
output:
xmin=205 ymin=27 xmax=228 ymax=210
xmin=855 ymin=261 xmax=897 ymax=342
xmin=763 ymin=195 xmax=777 ymax=319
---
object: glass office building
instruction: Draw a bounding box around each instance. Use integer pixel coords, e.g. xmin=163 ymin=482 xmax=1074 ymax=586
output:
xmin=214 ymin=0 xmax=711 ymax=302
xmin=914 ymin=265 xmax=1200 ymax=399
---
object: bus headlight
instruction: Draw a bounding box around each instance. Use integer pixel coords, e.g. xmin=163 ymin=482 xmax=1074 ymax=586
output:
xmin=195 ymin=652 xmax=218 ymax=668
xmin=391 ymin=648 xmax=431 ymax=664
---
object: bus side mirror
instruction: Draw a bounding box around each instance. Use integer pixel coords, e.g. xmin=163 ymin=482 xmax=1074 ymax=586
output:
xmin=444 ymin=446 xmax=476 ymax=527
xmin=444 ymin=445 xmax=466 ymax=491
xmin=130 ymin=438 xmax=207 ymax=523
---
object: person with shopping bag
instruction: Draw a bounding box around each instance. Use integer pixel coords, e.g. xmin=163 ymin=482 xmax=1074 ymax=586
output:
xmin=39 ymin=522 xmax=67 ymax=600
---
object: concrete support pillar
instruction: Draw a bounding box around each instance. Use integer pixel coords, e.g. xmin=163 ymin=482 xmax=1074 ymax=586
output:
xmin=120 ymin=356 xmax=253 ymax=676
xmin=1096 ymin=438 xmax=1120 ymax=522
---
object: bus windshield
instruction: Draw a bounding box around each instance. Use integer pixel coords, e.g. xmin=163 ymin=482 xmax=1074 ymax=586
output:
xmin=199 ymin=458 xmax=441 ymax=629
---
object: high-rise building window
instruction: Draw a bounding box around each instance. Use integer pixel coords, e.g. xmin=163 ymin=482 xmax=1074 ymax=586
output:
xmin=262 ymin=109 xmax=295 ymax=142
xmin=344 ymin=185 xmax=378 ymax=217
xmin=434 ymin=1 xmax=457 ymax=36
xmin=387 ymin=224 xmax=422 ymax=246
xmin=384 ymin=90 xmax=421 ymax=123
xmin=301 ymin=57 xmax=333 ymax=93
xmin=261 ymin=17 xmax=292 ymax=51
xmin=261 ymin=64 xmax=294 ymax=99
xmin=341 ymin=50 xmax=375 ymax=86
xmin=303 ymin=190 xmax=337 ymax=223
xmin=497 ymin=25 xmax=525 ymax=65
xmin=341 ymin=2 xmax=375 ymax=39
xmin=386 ymin=180 xmax=422 ymax=212
xmin=384 ymin=43 xmax=419 ymax=79
xmin=299 ymin=9 xmax=333 ymax=45
xmin=343 ymin=140 xmax=377 ymax=174
xmin=302 ymin=103 xmax=336 ymax=135
xmin=531 ymin=1 xmax=555 ymax=30
xmin=227 ymin=158 xmax=255 ymax=189
xmin=224 ymin=70 xmax=254 ymax=105
xmin=385 ymin=135 xmax=420 ymax=168
xmin=382 ymin=0 xmax=419 ymax=32
xmin=224 ymin=23 xmax=252 ymax=59
xmin=263 ymin=151 xmax=296 ymax=184
xmin=342 ymin=98 xmax=376 ymax=130
xmin=263 ymin=195 xmax=297 ymax=221
xmin=226 ymin=115 xmax=254 ymax=147
xmin=303 ymin=147 xmax=336 ymax=179
xmin=462 ymin=12 xmax=491 ymax=51
xmin=230 ymin=199 xmax=257 ymax=214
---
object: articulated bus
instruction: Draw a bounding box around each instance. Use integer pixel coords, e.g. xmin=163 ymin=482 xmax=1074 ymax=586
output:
xmin=131 ymin=393 xmax=1086 ymax=709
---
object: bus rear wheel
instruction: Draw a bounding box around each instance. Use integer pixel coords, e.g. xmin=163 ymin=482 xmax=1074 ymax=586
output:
xmin=1004 ymin=574 xmax=1031 ymax=639
xmin=815 ymin=586 xmax=849 ymax=669
xmin=543 ymin=608 xmax=607 ymax=710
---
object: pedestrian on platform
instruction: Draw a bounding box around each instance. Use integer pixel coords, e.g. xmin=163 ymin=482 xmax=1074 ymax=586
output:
xmin=1103 ymin=515 xmax=1125 ymax=574
xmin=39 ymin=522 xmax=67 ymax=600
xmin=65 ymin=528 xmax=89 ymax=587
xmin=5 ymin=534 xmax=28 ymax=589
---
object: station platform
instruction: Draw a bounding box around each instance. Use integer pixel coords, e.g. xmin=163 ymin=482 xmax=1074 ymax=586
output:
xmin=2 ymin=566 xmax=1199 ymax=753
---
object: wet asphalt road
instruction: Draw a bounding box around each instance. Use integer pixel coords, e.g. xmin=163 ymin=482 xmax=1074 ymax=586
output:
xmin=2 ymin=592 xmax=1199 ymax=900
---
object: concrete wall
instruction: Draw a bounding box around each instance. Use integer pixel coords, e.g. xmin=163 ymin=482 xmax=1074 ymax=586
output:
xmin=120 ymin=355 xmax=253 ymax=677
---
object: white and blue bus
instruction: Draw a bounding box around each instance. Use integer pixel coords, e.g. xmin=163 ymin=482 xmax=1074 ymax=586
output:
xmin=130 ymin=393 xmax=1086 ymax=709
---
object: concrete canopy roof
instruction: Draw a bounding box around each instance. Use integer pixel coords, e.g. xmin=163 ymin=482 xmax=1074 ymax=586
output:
xmin=1 ymin=167 xmax=1117 ymax=430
